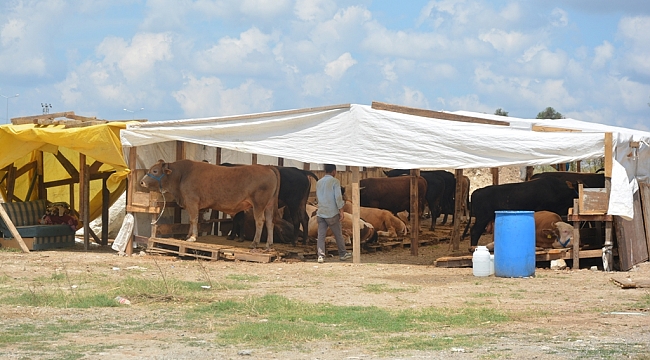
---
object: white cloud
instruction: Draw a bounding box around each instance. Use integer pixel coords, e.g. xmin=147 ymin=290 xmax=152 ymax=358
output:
xmin=592 ymin=41 xmax=614 ymax=69
xmin=400 ymin=87 xmax=429 ymax=109
xmin=381 ymin=61 xmax=398 ymax=82
xmin=518 ymin=45 xmax=567 ymax=77
xmin=173 ymin=75 xmax=273 ymax=117
xmin=240 ymin=0 xmax=291 ymax=18
xmin=616 ymin=77 xmax=650 ymax=112
xmin=550 ymin=8 xmax=568 ymax=27
xmin=97 ymin=32 xmax=173 ymax=82
xmin=294 ymin=0 xmax=336 ymax=21
xmin=618 ymin=16 xmax=650 ymax=76
xmin=324 ymin=52 xmax=356 ymax=80
xmin=310 ymin=6 xmax=371 ymax=48
xmin=0 ymin=18 xmax=25 ymax=46
xmin=195 ymin=27 xmax=276 ymax=74
xmin=479 ymin=29 xmax=529 ymax=54
xmin=437 ymin=93 xmax=491 ymax=113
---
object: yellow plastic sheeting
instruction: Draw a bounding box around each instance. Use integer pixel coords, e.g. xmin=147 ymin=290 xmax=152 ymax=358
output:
xmin=0 ymin=122 xmax=131 ymax=221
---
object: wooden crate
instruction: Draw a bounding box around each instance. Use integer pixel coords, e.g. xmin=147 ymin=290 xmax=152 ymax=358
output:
xmin=579 ymin=184 xmax=608 ymax=215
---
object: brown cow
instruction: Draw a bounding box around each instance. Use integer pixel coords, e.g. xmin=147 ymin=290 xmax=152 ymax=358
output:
xmin=307 ymin=212 xmax=375 ymax=244
xmin=533 ymin=211 xmax=574 ymax=249
xmin=342 ymin=201 xmax=407 ymax=237
xmin=485 ymin=210 xmax=573 ymax=251
xmin=140 ymin=159 xmax=280 ymax=249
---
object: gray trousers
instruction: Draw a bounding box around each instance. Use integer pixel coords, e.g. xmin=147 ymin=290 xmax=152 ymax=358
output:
xmin=316 ymin=215 xmax=347 ymax=257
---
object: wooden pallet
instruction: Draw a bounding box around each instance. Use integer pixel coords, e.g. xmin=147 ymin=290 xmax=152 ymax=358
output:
xmin=434 ymin=248 xmax=604 ymax=268
xmin=146 ymin=237 xmax=277 ymax=263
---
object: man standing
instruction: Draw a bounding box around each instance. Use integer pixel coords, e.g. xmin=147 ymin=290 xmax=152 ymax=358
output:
xmin=316 ymin=164 xmax=352 ymax=263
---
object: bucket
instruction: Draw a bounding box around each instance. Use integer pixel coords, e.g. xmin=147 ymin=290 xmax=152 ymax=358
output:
xmin=494 ymin=211 xmax=535 ymax=278
xmin=472 ymin=246 xmax=491 ymax=277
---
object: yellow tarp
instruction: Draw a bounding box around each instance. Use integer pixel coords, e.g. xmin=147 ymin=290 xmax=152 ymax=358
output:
xmin=0 ymin=122 xmax=132 ymax=220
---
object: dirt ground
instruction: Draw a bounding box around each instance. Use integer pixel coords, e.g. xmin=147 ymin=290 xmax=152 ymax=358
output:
xmin=1 ymin=167 xmax=649 ymax=359
xmin=1 ymin=214 xmax=649 ymax=360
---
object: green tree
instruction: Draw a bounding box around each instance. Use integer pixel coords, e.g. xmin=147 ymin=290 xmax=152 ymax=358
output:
xmin=536 ymin=107 xmax=564 ymax=119
xmin=494 ymin=108 xmax=508 ymax=116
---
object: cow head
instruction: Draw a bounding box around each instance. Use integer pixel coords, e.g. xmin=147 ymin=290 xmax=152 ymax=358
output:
xmin=542 ymin=221 xmax=574 ymax=248
xmin=140 ymin=160 xmax=171 ymax=190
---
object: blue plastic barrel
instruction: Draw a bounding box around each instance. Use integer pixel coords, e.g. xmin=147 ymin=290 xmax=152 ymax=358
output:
xmin=494 ymin=210 xmax=535 ymax=278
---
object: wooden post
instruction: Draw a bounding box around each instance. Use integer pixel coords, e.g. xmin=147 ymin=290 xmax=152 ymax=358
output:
xmin=251 ymin=154 xmax=258 ymax=165
xmin=410 ymin=169 xmax=420 ymax=256
xmin=451 ymin=169 xmax=463 ymax=251
xmin=37 ymin=151 xmax=45 ymax=200
xmin=525 ymin=166 xmax=534 ymax=181
xmin=351 ymin=167 xmax=360 ymax=264
xmin=0 ymin=204 xmax=30 ymax=253
xmin=126 ymin=147 xmax=137 ymax=256
xmin=174 ymin=142 xmax=184 ymax=225
xmin=101 ymin=176 xmax=109 ymax=246
xmin=572 ymin=199 xmax=580 ymax=269
xmin=603 ymin=133 xmax=613 ymax=270
xmin=491 ymin=167 xmax=499 ymax=185
xmin=80 ymin=153 xmax=90 ymax=250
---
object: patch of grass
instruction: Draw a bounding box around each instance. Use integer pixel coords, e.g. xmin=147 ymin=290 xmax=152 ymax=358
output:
xmin=471 ymin=292 xmax=498 ymax=298
xmin=632 ymin=293 xmax=650 ymax=310
xmin=3 ymin=291 xmax=118 ymax=308
xmin=363 ymin=283 xmax=418 ymax=294
xmin=225 ymin=274 xmax=261 ymax=282
xmin=191 ymin=294 xmax=511 ymax=350
xmin=0 ymin=247 xmax=20 ymax=253
xmin=384 ymin=333 xmax=478 ymax=351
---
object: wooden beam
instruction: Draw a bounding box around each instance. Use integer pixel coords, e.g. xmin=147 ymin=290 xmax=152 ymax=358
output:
xmin=491 ymin=167 xmax=499 ymax=185
xmin=410 ymin=169 xmax=420 ymax=256
xmin=134 ymin=104 xmax=351 ymax=128
xmin=451 ymin=169 xmax=463 ymax=251
xmin=532 ymin=125 xmax=582 ymax=132
xmin=11 ymin=111 xmax=75 ymax=125
xmin=351 ymin=166 xmax=360 ymax=264
xmin=54 ymin=151 xmax=79 ymax=178
xmin=604 ymin=133 xmax=613 ymax=178
xmin=64 ymin=114 xmax=98 ymax=121
xmin=0 ymin=204 xmax=30 ymax=253
xmin=80 ymin=154 xmax=90 ymax=250
xmin=371 ymin=101 xmax=510 ymax=126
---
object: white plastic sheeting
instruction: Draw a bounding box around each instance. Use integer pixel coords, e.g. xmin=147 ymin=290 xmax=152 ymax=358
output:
xmin=121 ymin=104 xmax=634 ymax=218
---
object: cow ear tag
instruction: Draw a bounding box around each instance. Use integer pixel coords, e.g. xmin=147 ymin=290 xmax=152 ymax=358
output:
xmin=547 ymin=234 xmax=552 ymax=239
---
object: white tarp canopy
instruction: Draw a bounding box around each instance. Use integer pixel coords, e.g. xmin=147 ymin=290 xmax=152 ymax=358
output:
xmin=121 ymin=104 xmax=635 ymax=219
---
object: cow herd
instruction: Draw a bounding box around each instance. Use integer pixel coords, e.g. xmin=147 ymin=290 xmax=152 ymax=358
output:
xmin=140 ymin=159 xmax=604 ymax=253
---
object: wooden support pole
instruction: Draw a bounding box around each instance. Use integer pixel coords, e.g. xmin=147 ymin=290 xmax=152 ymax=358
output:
xmin=572 ymin=199 xmax=580 ymax=269
xmin=451 ymin=169 xmax=463 ymax=251
xmin=603 ymin=132 xmax=613 ymax=271
xmin=101 ymin=176 xmax=109 ymax=246
xmin=410 ymin=169 xmax=420 ymax=256
xmin=0 ymin=204 xmax=30 ymax=253
xmin=126 ymin=147 xmax=137 ymax=256
xmin=491 ymin=167 xmax=499 ymax=185
xmin=80 ymin=153 xmax=90 ymax=250
xmin=351 ymin=166 xmax=360 ymax=264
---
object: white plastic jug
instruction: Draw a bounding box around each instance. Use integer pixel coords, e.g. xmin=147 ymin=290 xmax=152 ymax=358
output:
xmin=473 ymin=246 xmax=491 ymax=277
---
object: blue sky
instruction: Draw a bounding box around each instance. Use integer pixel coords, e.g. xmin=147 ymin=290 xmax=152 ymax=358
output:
xmin=1 ymin=0 xmax=650 ymax=130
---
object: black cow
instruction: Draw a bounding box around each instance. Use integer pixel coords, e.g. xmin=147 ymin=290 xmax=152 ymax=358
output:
xmin=276 ymin=167 xmax=319 ymax=245
xmin=530 ymin=171 xmax=604 ymax=188
xmin=228 ymin=208 xmax=295 ymax=244
xmin=466 ymin=176 xmax=578 ymax=247
xmin=358 ymin=176 xmax=428 ymax=218
xmin=383 ymin=169 xmax=450 ymax=230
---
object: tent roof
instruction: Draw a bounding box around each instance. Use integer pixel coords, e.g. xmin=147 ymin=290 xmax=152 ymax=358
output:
xmin=121 ymin=103 xmax=650 ymax=221
xmin=121 ymin=104 xmax=609 ymax=170
xmin=0 ymin=121 xmax=133 ymax=220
